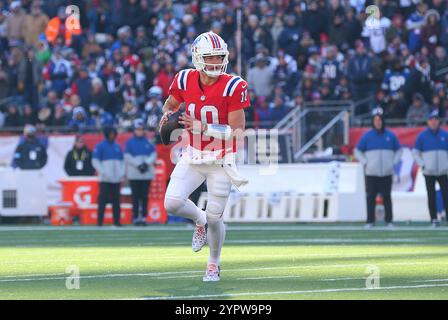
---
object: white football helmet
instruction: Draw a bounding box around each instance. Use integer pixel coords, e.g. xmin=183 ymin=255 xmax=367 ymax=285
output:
xmin=191 ymin=31 xmax=229 ymax=77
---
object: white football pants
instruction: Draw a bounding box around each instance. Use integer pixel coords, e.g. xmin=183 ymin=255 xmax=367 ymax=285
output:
xmin=164 ymin=158 xmax=231 ymax=265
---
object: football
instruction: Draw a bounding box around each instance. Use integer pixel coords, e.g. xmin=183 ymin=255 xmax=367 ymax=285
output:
xmin=160 ymin=110 xmax=184 ymax=145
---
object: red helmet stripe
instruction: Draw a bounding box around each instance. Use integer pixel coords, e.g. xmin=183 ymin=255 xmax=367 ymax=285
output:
xmin=213 ymin=34 xmax=221 ymax=49
xmin=208 ymin=33 xmax=216 ymax=49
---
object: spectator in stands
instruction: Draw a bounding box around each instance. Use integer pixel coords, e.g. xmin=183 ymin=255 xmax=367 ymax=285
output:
xmin=71 ymin=66 xmax=91 ymax=110
xmin=88 ymin=77 xmax=113 ymax=115
xmin=13 ymin=124 xmax=47 ymax=170
xmin=89 ymin=104 xmax=114 ymax=129
xmin=278 ymin=14 xmax=302 ymax=59
xmin=92 ymin=126 xmax=124 ymax=227
xmin=64 ymin=135 xmax=95 ymax=176
xmin=348 ymin=41 xmax=375 ymax=115
xmin=6 ymin=1 xmax=25 ymax=44
xmin=22 ymin=1 xmax=49 ymax=47
xmin=22 ymin=104 xmax=37 ymax=125
xmin=68 ymin=106 xmax=95 ymax=133
xmin=18 ymin=47 xmax=42 ymax=109
xmin=116 ymin=101 xmax=142 ymax=132
xmin=329 ymin=12 xmax=349 ymax=49
xmin=406 ymin=2 xmax=428 ymax=52
xmin=407 ymin=57 xmax=432 ymax=102
xmin=254 ymin=96 xmax=272 ymax=129
xmin=432 ymin=46 xmax=448 ymax=82
xmin=48 ymin=48 xmax=72 ymax=96
xmin=125 ymin=119 xmax=157 ymax=226
xmin=37 ymin=104 xmax=53 ymax=126
xmin=407 ymin=93 xmax=429 ymax=126
xmin=270 ymin=96 xmax=289 ymax=126
xmin=52 ymin=104 xmax=67 ymax=127
xmin=412 ymin=110 xmax=448 ymax=227
xmin=354 ymin=108 xmax=402 ymax=229
xmin=248 ymin=54 xmax=274 ymax=98
xmin=144 ymin=86 xmax=163 ymax=132
xmin=4 ymin=103 xmax=22 ymax=127
xmin=421 ymin=9 xmax=441 ymax=55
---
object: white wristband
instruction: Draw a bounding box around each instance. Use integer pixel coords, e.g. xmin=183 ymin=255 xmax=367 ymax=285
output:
xmin=203 ymin=124 xmax=232 ymax=140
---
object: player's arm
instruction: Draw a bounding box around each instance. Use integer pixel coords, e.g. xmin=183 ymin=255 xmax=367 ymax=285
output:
xmin=227 ymin=109 xmax=246 ymax=138
xmin=159 ymin=95 xmax=181 ymax=129
xmin=179 ymin=111 xmax=244 ymax=141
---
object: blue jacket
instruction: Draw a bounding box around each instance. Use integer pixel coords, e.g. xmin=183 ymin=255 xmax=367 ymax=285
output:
xmin=124 ymin=135 xmax=157 ymax=180
xmin=412 ymin=128 xmax=448 ymax=176
xmin=92 ymin=140 xmax=125 ymax=183
xmin=354 ymin=129 xmax=402 ymax=176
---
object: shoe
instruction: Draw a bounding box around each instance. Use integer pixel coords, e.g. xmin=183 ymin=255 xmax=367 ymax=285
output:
xmin=431 ymin=220 xmax=440 ymax=228
xmin=133 ymin=219 xmax=140 ymax=226
xmin=192 ymin=223 xmax=207 ymax=252
xmin=364 ymin=223 xmax=374 ymax=229
xmin=113 ymin=223 xmax=122 ymax=228
xmin=203 ymin=263 xmax=220 ymax=282
xmin=386 ymin=223 xmax=395 ymax=229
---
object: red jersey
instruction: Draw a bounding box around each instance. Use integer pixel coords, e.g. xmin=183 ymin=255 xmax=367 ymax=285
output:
xmin=168 ymin=69 xmax=250 ymax=161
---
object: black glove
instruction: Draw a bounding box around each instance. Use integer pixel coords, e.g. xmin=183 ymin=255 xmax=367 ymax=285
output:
xmin=137 ymin=163 xmax=149 ymax=173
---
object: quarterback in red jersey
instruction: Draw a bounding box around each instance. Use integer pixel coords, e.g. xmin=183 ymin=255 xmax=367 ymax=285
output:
xmin=159 ymin=31 xmax=250 ymax=282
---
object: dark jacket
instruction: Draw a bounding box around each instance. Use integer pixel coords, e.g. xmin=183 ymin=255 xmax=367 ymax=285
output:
xmin=347 ymin=54 xmax=374 ymax=88
xmin=13 ymin=137 xmax=48 ymax=170
xmin=64 ymin=146 xmax=95 ymax=176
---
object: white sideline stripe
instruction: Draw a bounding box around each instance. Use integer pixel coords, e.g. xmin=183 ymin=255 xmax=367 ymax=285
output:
xmin=411 ymin=279 xmax=448 ymax=283
xmin=0 ymin=238 xmax=424 ymax=245
xmin=3 ymin=250 xmax=443 ymax=266
xmin=156 ymin=275 xmax=200 ymax=280
xmin=224 ymin=239 xmax=422 ymax=243
xmin=237 ymin=275 xmax=302 ymax=280
xmin=2 ymin=261 xmax=445 ymax=282
xmin=320 ymin=277 xmax=365 ymax=281
xmin=0 ymin=273 xmax=65 ymax=279
xmin=140 ymin=283 xmax=448 ymax=300
xmin=0 ymin=225 xmax=446 ymax=232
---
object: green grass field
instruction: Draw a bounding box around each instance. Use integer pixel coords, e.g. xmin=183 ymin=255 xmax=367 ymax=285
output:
xmin=1 ymin=223 xmax=448 ymax=300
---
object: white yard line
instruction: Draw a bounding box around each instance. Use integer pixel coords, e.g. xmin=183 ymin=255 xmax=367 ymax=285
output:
xmin=2 ymin=250 xmax=443 ymax=266
xmin=320 ymin=277 xmax=366 ymax=281
xmin=1 ymin=261 xmax=446 ymax=283
xmin=0 ymin=238 xmax=424 ymax=244
xmin=0 ymin=225 xmax=446 ymax=232
xmin=140 ymin=283 xmax=448 ymax=300
xmin=411 ymin=279 xmax=448 ymax=283
xmin=237 ymin=275 xmax=302 ymax=280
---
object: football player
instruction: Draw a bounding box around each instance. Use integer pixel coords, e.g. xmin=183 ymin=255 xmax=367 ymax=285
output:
xmin=159 ymin=31 xmax=250 ymax=282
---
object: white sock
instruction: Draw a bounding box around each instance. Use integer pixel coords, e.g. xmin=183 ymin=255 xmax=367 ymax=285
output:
xmin=207 ymin=218 xmax=225 ymax=265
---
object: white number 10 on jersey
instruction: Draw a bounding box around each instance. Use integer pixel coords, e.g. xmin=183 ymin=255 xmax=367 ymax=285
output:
xmin=187 ymin=103 xmax=219 ymax=124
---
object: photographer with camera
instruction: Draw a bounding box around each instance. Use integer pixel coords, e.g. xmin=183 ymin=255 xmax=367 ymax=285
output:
xmin=125 ymin=119 xmax=157 ymax=226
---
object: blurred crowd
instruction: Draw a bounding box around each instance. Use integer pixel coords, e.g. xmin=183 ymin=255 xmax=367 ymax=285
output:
xmin=0 ymin=0 xmax=447 ymax=133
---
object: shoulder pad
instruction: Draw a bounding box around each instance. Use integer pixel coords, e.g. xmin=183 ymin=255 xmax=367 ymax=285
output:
xmin=223 ymin=75 xmax=245 ymax=97
xmin=177 ymin=69 xmax=194 ymax=91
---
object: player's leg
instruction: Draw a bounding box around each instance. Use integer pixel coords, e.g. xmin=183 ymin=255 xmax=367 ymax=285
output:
xmin=365 ymin=176 xmax=378 ymax=226
xmin=424 ymin=175 xmax=438 ymax=223
xmin=111 ymin=182 xmax=121 ymax=226
xmin=203 ymin=166 xmax=232 ymax=281
xmin=381 ymin=175 xmax=393 ymax=225
xmin=97 ymin=182 xmax=109 ymax=226
xmin=129 ymin=180 xmax=140 ymax=225
xmin=140 ymin=180 xmax=150 ymax=225
xmin=164 ymin=159 xmax=207 ymax=226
